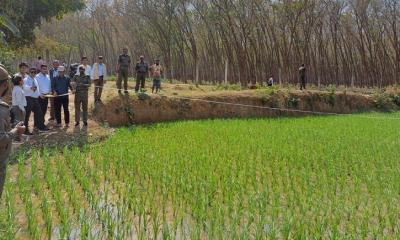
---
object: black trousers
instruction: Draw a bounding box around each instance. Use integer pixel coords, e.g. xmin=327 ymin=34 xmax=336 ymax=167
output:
xmin=135 ymin=73 xmax=146 ymax=92
xmin=300 ymin=76 xmax=306 ymax=90
xmin=38 ymin=97 xmax=48 ymax=121
xmin=54 ymin=96 xmax=70 ymax=124
xmin=25 ymin=96 xmax=45 ymax=131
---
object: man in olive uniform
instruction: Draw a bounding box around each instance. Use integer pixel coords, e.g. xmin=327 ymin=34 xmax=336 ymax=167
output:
xmin=72 ymin=65 xmax=91 ymax=127
xmin=116 ymin=48 xmax=131 ymax=94
xmin=135 ymin=55 xmax=149 ymax=92
xmin=0 ymin=65 xmax=25 ymax=199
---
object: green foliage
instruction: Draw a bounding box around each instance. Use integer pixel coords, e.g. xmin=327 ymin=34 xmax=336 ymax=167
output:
xmin=215 ymin=84 xmax=242 ymax=91
xmin=392 ymin=94 xmax=400 ymax=107
xmin=372 ymin=92 xmax=394 ymax=111
xmin=326 ymin=84 xmax=337 ymax=107
xmin=287 ymin=95 xmax=300 ymax=108
xmin=1 ymin=0 xmax=85 ymax=46
xmin=0 ymin=13 xmax=21 ymax=44
xmin=0 ymin=46 xmax=16 ymax=72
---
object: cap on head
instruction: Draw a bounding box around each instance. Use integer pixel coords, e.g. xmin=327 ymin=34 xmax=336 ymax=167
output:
xmin=0 ymin=65 xmax=11 ymax=82
xmin=57 ymin=66 xmax=65 ymax=72
xmin=98 ymin=56 xmax=103 ymax=59
xmin=19 ymin=62 xmax=28 ymax=68
xmin=78 ymin=65 xmax=86 ymax=70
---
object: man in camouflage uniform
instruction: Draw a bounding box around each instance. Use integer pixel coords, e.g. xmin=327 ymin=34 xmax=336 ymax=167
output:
xmin=0 ymin=65 xmax=25 ymax=199
xmin=116 ymin=48 xmax=131 ymax=94
xmin=72 ymin=65 xmax=91 ymax=127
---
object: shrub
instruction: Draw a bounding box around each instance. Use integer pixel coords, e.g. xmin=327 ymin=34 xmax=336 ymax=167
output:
xmin=372 ymin=92 xmax=394 ymax=111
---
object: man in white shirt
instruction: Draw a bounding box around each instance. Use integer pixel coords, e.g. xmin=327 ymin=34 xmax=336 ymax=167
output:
xmin=24 ymin=68 xmax=48 ymax=134
xmin=91 ymin=56 xmax=107 ymax=102
xmin=36 ymin=64 xmax=52 ymax=124
xmin=76 ymin=56 xmax=92 ymax=77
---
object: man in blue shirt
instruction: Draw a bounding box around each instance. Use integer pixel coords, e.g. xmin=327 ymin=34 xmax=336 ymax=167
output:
xmin=52 ymin=66 xmax=73 ymax=127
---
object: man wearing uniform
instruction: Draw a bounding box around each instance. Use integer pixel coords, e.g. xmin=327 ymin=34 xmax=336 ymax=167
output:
xmin=299 ymin=64 xmax=306 ymax=90
xmin=116 ymin=48 xmax=131 ymax=94
xmin=72 ymin=65 xmax=91 ymax=127
xmin=135 ymin=55 xmax=149 ymax=93
xmin=0 ymin=65 xmax=25 ymax=199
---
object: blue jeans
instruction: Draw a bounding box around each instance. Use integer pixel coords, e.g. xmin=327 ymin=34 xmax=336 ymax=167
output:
xmin=153 ymin=78 xmax=161 ymax=91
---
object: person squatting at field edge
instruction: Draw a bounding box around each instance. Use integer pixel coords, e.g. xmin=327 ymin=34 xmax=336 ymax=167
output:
xmin=0 ymin=65 xmax=25 ymax=199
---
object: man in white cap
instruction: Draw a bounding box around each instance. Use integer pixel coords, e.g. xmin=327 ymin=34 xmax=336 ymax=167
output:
xmin=52 ymin=65 xmax=73 ymax=127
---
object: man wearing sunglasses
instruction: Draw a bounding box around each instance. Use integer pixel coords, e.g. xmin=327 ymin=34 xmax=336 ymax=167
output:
xmin=23 ymin=68 xmax=49 ymax=134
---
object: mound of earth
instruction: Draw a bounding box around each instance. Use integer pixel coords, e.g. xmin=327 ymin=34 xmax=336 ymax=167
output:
xmin=93 ymin=86 xmax=397 ymax=126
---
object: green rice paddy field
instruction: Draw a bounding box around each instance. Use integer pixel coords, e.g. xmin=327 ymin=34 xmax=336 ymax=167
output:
xmin=1 ymin=113 xmax=400 ymax=239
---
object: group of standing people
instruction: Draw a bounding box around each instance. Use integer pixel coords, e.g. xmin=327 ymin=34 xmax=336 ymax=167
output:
xmin=117 ymin=48 xmax=164 ymax=94
xmin=4 ymin=48 xmax=163 ymax=138
xmin=10 ymin=57 xmax=100 ymax=134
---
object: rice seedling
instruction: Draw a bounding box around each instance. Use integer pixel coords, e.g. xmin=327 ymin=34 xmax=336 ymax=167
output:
xmin=1 ymin=112 xmax=400 ymax=238
xmin=3 ymin=176 xmax=16 ymax=240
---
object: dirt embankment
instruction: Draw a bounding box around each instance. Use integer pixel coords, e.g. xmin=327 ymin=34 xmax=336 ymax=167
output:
xmin=92 ymin=88 xmax=399 ymax=127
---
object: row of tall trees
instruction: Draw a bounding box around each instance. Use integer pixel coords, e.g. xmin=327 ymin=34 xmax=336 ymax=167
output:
xmin=37 ymin=0 xmax=400 ymax=87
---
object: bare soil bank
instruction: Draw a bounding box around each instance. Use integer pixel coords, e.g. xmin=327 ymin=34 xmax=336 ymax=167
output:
xmin=92 ymin=88 xmax=400 ymax=127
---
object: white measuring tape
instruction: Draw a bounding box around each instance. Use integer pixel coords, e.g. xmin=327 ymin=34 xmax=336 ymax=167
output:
xmin=86 ymin=84 xmax=400 ymax=120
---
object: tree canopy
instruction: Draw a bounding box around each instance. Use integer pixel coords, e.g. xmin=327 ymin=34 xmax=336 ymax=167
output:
xmin=0 ymin=0 xmax=85 ymax=46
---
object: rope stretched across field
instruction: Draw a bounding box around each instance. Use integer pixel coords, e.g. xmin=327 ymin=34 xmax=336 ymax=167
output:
xmin=43 ymin=84 xmax=400 ymax=120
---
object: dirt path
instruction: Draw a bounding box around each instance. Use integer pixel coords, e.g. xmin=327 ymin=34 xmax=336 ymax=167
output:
xmin=11 ymin=91 xmax=112 ymax=155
